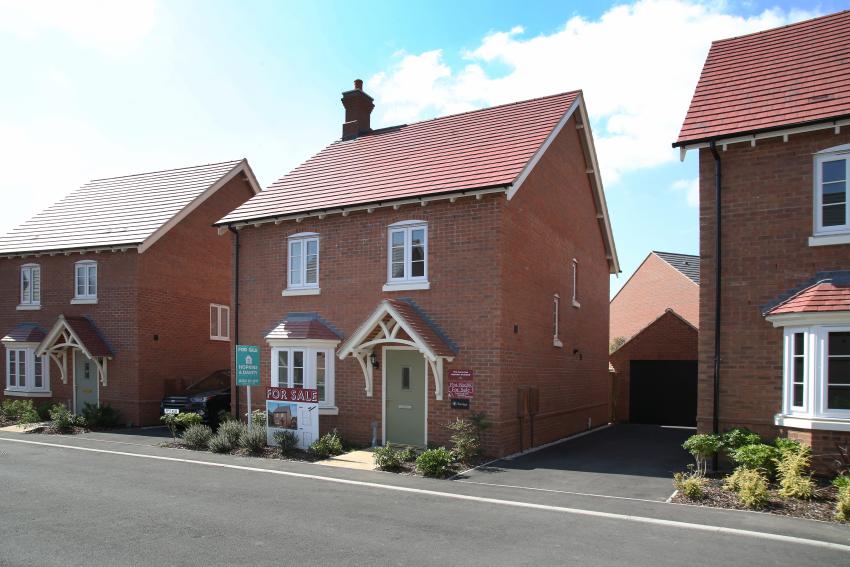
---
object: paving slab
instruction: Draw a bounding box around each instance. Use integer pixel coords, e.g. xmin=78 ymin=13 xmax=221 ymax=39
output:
xmin=315 ymin=449 xmax=376 ymax=470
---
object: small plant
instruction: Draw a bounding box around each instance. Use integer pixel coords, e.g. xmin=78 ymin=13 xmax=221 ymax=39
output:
xmin=835 ymin=484 xmax=850 ymax=522
xmin=446 ymin=418 xmax=479 ymax=464
xmin=373 ymin=444 xmax=404 ymax=471
xmin=82 ymin=403 xmax=122 ymax=430
xmin=310 ymin=430 xmax=344 ymax=458
xmin=721 ymin=427 xmax=761 ymax=454
xmin=774 ymin=437 xmax=803 ymax=456
xmin=217 ymin=410 xmax=236 ymax=424
xmin=182 ymin=424 xmax=213 ymax=450
xmin=832 ymin=474 xmax=850 ymax=491
xmin=682 ymin=434 xmax=721 ymax=475
xmin=208 ymin=433 xmax=234 ymax=454
xmin=208 ymin=420 xmax=246 ymax=453
xmin=415 ymin=447 xmax=455 ymax=477
xmin=775 ymin=444 xmax=815 ymax=500
xmin=724 ymin=468 xmax=768 ymax=509
xmin=247 ymin=409 xmax=266 ymax=429
xmin=673 ymin=472 xmax=707 ymax=501
xmin=1 ymin=399 xmax=40 ymax=424
xmin=470 ymin=411 xmax=491 ymax=446
xmin=397 ymin=446 xmax=418 ymax=463
xmin=160 ymin=412 xmax=203 ymax=441
xmin=732 ymin=443 xmax=780 ymax=478
xmin=48 ymin=404 xmax=85 ymax=433
xmin=239 ymin=426 xmax=267 ymax=455
xmin=273 ymin=430 xmax=299 ymax=455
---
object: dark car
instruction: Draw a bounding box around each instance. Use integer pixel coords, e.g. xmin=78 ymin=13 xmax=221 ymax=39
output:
xmin=160 ymin=370 xmax=231 ymax=425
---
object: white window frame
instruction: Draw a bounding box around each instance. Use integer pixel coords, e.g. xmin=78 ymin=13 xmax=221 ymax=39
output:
xmin=384 ymin=220 xmax=429 ymax=291
xmin=18 ymin=263 xmax=41 ymax=309
xmin=284 ymin=233 xmax=320 ymax=296
xmin=552 ymin=294 xmax=563 ymax=348
xmin=813 ymin=144 xmax=850 ymax=237
xmin=210 ymin=304 xmax=230 ymax=341
xmin=4 ymin=344 xmax=50 ymax=395
xmin=72 ymin=260 xmax=98 ymax=303
xmin=571 ymin=258 xmax=580 ymax=308
xmin=780 ymin=324 xmax=850 ymax=422
xmin=270 ymin=342 xmax=336 ymax=411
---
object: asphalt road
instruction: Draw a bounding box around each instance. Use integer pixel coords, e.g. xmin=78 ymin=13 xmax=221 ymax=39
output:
xmin=0 ymin=433 xmax=848 ymax=567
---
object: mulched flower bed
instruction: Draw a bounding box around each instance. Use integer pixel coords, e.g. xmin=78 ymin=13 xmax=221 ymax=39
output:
xmin=672 ymin=477 xmax=841 ymax=523
xmin=160 ymin=441 xmax=329 ymax=463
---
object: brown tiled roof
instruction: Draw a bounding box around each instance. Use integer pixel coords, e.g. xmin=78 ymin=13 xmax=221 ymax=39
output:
xmin=385 ymin=299 xmax=457 ymax=358
xmin=0 ymin=159 xmax=257 ymax=255
xmin=1 ymin=323 xmax=46 ymax=343
xmin=265 ymin=314 xmax=342 ymax=341
xmin=676 ymin=10 xmax=850 ymax=146
xmin=218 ymin=92 xmax=580 ymax=224
xmin=766 ymin=281 xmax=850 ymax=315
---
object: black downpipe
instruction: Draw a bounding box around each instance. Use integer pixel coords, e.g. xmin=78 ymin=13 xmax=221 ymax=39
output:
xmin=709 ymin=141 xmax=722 ymax=472
xmin=228 ymin=226 xmax=240 ymax=418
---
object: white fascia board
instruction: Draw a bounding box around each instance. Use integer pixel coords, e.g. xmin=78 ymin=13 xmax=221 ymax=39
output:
xmin=0 ymin=244 xmax=139 ymax=259
xmin=765 ymin=311 xmax=850 ymax=327
xmin=266 ymin=338 xmax=339 ymax=348
xmin=139 ymin=159 xmax=261 ymax=254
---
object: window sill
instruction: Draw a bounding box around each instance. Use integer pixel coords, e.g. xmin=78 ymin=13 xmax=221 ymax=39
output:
xmin=3 ymin=390 xmax=52 ymax=398
xmin=319 ymin=406 xmax=339 ymax=416
xmin=210 ymin=337 xmax=230 ymax=342
xmin=774 ymin=413 xmax=850 ymax=432
xmin=16 ymin=304 xmax=41 ymax=311
xmin=382 ymin=281 xmax=430 ymax=292
xmin=71 ymin=298 xmax=98 ymax=305
xmin=282 ymin=287 xmax=321 ymax=297
xmin=808 ymin=232 xmax=850 ymax=247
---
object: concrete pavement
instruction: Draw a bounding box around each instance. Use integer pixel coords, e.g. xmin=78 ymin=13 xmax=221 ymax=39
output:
xmin=0 ymin=431 xmax=848 ymax=566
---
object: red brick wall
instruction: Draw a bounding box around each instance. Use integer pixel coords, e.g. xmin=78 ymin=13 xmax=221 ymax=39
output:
xmin=498 ymin=114 xmax=612 ymax=454
xmin=698 ymin=128 xmax=850 ymax=464
xmin=609 ymin=311 xmax=698 ymax=422
xmin=0 ymin=252 xmax=140 ymax=423
xmin=137 ymin=175 xmax=256 ymax=424
xmin=610 ymin=253 xmax=698 ymax=341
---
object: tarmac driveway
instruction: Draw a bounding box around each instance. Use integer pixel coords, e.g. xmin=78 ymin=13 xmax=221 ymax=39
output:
xmin=455 ymin=424 xmax=692 ymax=501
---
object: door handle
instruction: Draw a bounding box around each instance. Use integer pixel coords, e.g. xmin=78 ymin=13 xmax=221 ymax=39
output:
xmin=397 ymin=404 xmax=412 ymax=409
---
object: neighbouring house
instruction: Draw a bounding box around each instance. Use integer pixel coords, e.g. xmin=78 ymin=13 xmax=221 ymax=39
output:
xmin=216 ymin=80 xmax=619 ymax=456
xmin=674 ymin=10 xmax=850 ymax=468
xmin=0 ymin=160 xmax=260 ymax=425
xmin=609 ymin=251 xmax=699 ymax=425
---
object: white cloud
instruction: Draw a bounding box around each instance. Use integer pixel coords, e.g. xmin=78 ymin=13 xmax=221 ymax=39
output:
xmin=0 ymin=0 xmax=157 ymax=54
xmin=367 ymin=0 xmax=819 ymax=185
xmin=672 ymin=178 xmax=699 ymax=207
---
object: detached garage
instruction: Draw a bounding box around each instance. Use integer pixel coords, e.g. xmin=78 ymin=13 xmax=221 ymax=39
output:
xmin=609 ymin=309 xmax=698 ymax=426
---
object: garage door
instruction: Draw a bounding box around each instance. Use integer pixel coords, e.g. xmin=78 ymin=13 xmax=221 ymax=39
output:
xmin=629 ymin=360 xmax=697 ymax=426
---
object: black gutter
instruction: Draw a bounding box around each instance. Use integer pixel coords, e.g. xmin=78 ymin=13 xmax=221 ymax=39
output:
xmin=671 ymin=114 xmax=850 ymax=149
xmin=228 ymin=226 xmax=240 ymax=418
xmin=709 ymin=141 xmax=722 ymax=471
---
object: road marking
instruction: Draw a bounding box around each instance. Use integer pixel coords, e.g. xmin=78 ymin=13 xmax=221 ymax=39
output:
xmin=453 ymin=479 xmax=666 ymax=504
xmin=2 ymin=436 xmax=848 ymax=552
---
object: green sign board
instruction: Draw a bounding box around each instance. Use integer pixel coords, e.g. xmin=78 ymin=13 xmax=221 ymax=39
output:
xmin=235 ymin=345 xmax=260 ymax=386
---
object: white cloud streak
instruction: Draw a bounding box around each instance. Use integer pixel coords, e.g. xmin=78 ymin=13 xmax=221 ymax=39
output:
xmin=671 ymin=178 xmax=699 ymax=207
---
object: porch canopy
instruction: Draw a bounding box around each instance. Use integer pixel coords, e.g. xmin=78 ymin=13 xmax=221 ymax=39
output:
xmin=338 ymin=299 xmax=457 ymax=400
xmin=36 ymin=315 xmax=113 ymax=386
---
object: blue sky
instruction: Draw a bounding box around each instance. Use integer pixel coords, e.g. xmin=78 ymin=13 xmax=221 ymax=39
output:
xmin=1 ymin=0 xmax=847 ymax=293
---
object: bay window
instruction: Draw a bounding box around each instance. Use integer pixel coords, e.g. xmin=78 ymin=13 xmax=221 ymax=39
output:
xmin=270 ymin=345 xmax=335 ymax=410
xmin=384 ymin=220 xmax=428 ymax=291
xmin=4 ymin=346 xmax=50 ymax=395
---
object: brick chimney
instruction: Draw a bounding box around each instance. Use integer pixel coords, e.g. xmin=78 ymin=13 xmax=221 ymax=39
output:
xmin=341 ymin=79 xmax=374 ymax=140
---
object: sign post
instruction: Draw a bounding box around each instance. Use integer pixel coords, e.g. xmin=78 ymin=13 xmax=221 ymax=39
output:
xmin=235 ymin=345 xmax=260 ymax=430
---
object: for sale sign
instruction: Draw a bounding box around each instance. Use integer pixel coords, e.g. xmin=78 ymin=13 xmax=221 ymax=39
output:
xmin=265 ymin=387 xmax=319 ymax=450
xmin=448 ymin=380 xmax=474 ymax=399
xmin=235 ymin=345 xmax=260 ymax=386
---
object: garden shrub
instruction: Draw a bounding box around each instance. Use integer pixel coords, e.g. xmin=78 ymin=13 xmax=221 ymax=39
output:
xmin=446 ymin=418 xmax=479 ymax=464
xmin=774 ymin=437 xmax=804 ymax=456
xmin=415 ymin=447 xmax=455 ymax=477
xmin=373 ymin=444 xmax=404 ymax=471
xmin=161 ymin=412 xmax=203 ymax=441
xmin=732 ymin=443 xmax=780 ymax=477
xmin=1 ymin=399 xmax=40 ymax=424
xmin=82 ymin=403 xmax=122 ymax=430
xmin=182 ymin=424 xmax=213 ymax=450
xmin=721 ymin=427 xmax=761 ymax=453
xmin=310 ymin=430 xmax=344 ymax=459
xmin=775 ymin=445 xmax=814 ymax=500
xmin=833 ymin=474 xmax=850 ymax=492
xmin=48 ymin=404 xmax=85 ymax=433
xmin=724 ymin=468 xmax=768 ymax=509
xmin=239 ymin=426 xmax=267 ymax=455
xmin=209 ymin=420 xmax=246 ymax=452
xmin=397 ymin=446 xmax=418 ymax=463
xmin=682 ymin=434 xmax=721 ymax=475
xmin=273 ymin=430 xmax=299 ymax=455
xmin=248 ymin=409 xmax=266 ymax=430
xmin=208 ymin=432 xmax=235 ymax=454
xmin=673 ymin=472 xmax=707 ymax=501
xmin=836 ymin=485 xmax=850 ymax=522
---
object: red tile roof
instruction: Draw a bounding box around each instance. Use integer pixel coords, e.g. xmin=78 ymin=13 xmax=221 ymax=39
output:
xmin=676 ymin=10 xmax=850 ymax=146
xmin=385 ymin=299 xmax=457 ymax=358
xmin=0 ymin=160 xmax=258 ymax=255
xmin=219 ymin=92 xmax=580 ymax=224
xmin=766 ymin=281 xmax=850 ymax=315
xmin=265 ymin=315 xmax=342 ymax=341
xmin=1 ymin=323 xmax=46 ymax=343
xmin=63 ymin=316 xmax=114 ymax=358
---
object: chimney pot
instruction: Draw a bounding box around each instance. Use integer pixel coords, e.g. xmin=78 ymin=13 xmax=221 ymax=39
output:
xmin=354 ymin=79 xmax=363 ymax=90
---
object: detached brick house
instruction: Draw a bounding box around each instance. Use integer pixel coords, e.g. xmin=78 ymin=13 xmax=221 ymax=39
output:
xmin=0 ymin=160 xmax=260 ymax=425
xmin=609 ymin=251 xmax=699 ymax=425
xmin=217 ymin=81 xmax=619 ymax=456
xmin=674 ymin=11 xmax=850 ymax=464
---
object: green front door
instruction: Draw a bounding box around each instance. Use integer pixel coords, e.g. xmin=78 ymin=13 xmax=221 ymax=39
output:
xmin=384 ymin=349 xmax=426 ymax=447
xmin=74 ymin=351 xmax=98 ymax=414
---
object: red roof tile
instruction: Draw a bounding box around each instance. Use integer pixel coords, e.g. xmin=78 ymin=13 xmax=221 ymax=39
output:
xmin=219 ymin=92 xmax=580 ymax=224
xmin=265 ymin=316 xmax=341 ymax=341
xmin=766 ymin=281 xmax=850 ymax=315
xmin=64 ymin=316 xmax=114 ymax=358
xmin=676 ymin=10 xmax=850 ymax=146
xmin=385 ymin=299 xmax=457 ymax=358
xmin=1 ymin=323 xmax=46 ymax=343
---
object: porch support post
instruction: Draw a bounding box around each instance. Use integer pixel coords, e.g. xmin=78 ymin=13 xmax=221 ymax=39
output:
xmin=428 ymin=357 xmax=444 ymax=401
xmin=355 ymin=351 xmax=373 ymax=397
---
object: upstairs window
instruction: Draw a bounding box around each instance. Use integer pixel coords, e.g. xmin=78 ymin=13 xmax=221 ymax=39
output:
xmin=385 ymin=221 xmax=428 ymax=290
xmin=814 ymin=146 xmax=849 ymax=235
xmin=552 ymin=294 xmax=563 ymax=348
xmin=19 ymin=264 xmax=41 ymax=308
xmin=285 ymin=233 xmax=320 ymax=294
xmin=571 ymin=259 xmax=580 ymax=308
xmin=74 ymin=260 xmax=97 ymax=302
xmin=210 ymin=304 xmax=230 ymax=341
